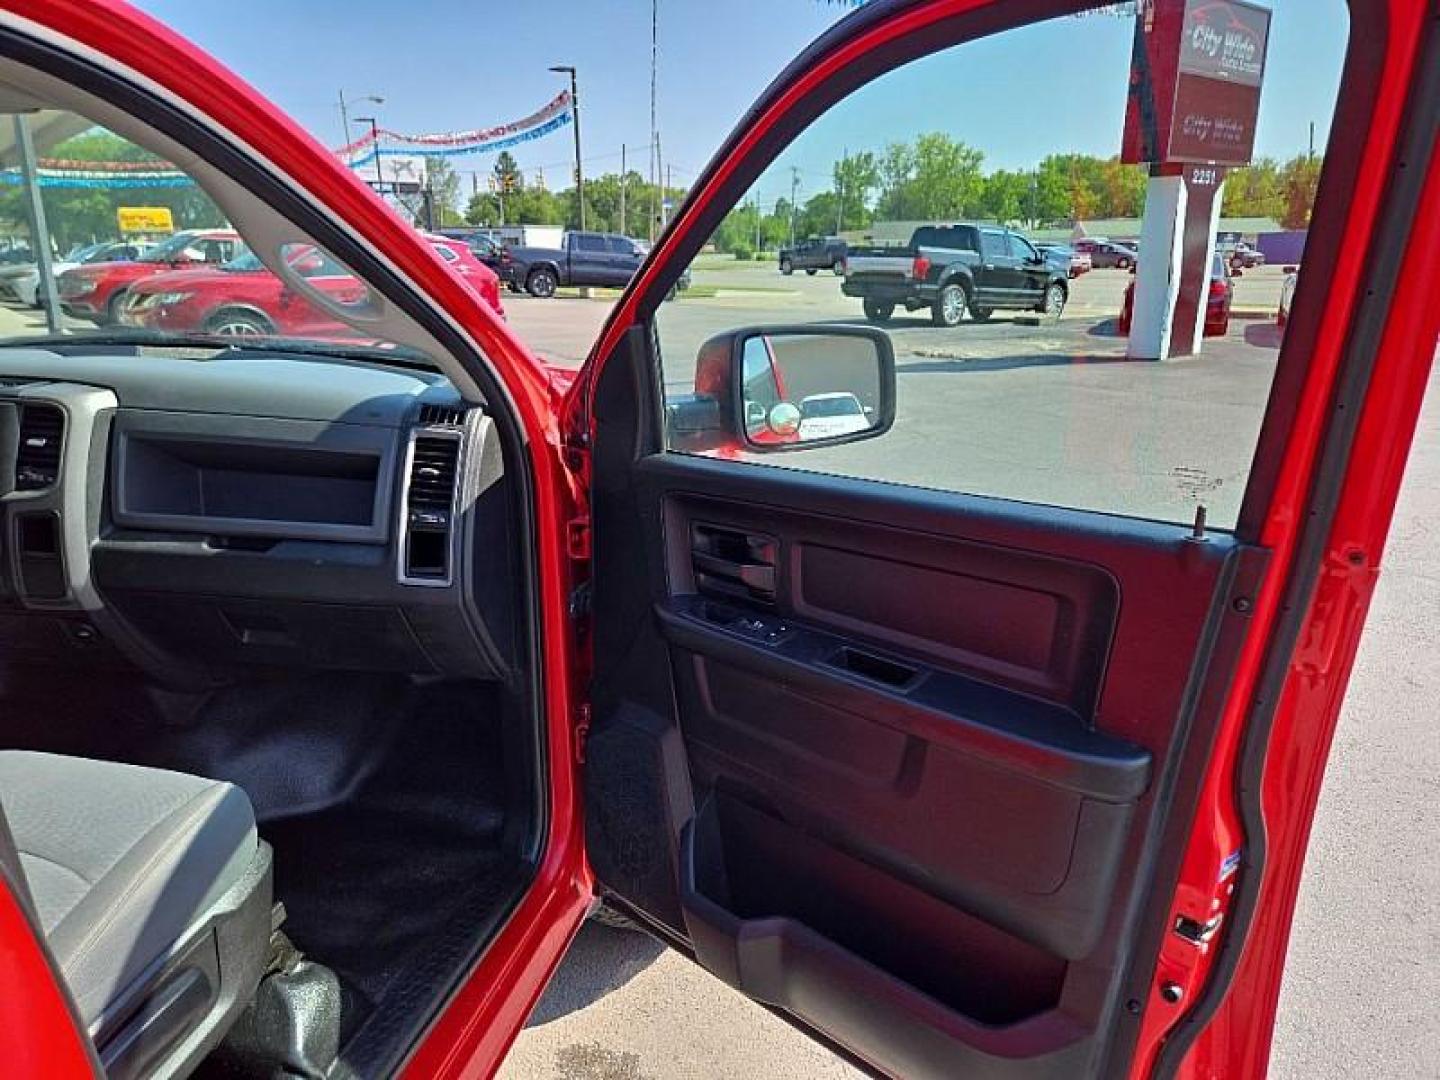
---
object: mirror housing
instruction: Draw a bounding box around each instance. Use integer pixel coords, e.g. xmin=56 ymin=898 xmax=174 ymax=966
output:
xmin=670 ymin=324 xmax=896 ymax=455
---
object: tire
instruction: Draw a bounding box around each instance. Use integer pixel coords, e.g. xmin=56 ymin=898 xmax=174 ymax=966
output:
xmin=862 ymin=298 xmax=895 ymax=323
xmin=526 ymin=266 xmax=558 ymax=298
xmin=204 ymin=309 xmax=275 ymax=337
xmin=1116 ymin=257 xmax=1131 ymax=271
xmin=1042 ymin=282 xmax=1066 ymax=322
xmin=971 ymin=306 xmax=994 ymax=322
xmin=832 ymin=259 xmax=845 ymax=276
xmin=931 ymin=283 xmax=967 ymax=327
xmin=103 ymin=289 xmax=130 ymax=326
xmin=805 ymin=267 xmax=818 ymax=276
xmin=779 ymin=258 xmax=794 ymax=275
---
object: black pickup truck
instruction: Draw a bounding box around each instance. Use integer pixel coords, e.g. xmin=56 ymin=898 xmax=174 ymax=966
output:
xmin=842 ymin=223 xmax=1069 ymax=326
xmin=779 ymin=236 xmax=848 ymax=276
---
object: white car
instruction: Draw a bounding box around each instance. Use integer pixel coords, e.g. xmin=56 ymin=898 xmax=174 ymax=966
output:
xmin=1278 ymin=265 xmax=1299 ymax=331
xmin=0 ymin=240 xmax=152 ymax=307
xmin=797 ymin=392 xmax=872 ymax=440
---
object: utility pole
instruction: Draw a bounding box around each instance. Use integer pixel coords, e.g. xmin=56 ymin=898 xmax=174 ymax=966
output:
xmin=338 ymin=91 xmax=383 ymax=159
xmin=656 ymin=131 xmax=665 ymax=234
xmin=789 ymin=166 xmax=800 ymax=249
xmin=355 ymin=115 xmax=384 ymax=193
xmin=1308 ymin=121 xmax=1316 ymax=159
xmin=551 ymin=65 xmax=585 ymax=230
xmin=620 ymin=144 xmax=627 ymax=236
xmin=665 ymin=163 xmax=672 ymax=226
xmin=752 ymin=194 xmax=761 ymax=256
xmin=835 ymin=147 xmax=847 ymax=234
xmin=649 ymin=0 xmax=659 ymax=242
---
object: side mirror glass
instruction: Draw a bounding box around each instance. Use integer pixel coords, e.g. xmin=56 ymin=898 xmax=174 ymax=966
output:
xmin=735 ymin=326 xmax=894 ymax=451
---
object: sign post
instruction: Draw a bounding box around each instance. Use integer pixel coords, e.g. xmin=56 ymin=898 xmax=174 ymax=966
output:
xmin=1122 ymin=0 xmax=1271 ymax=360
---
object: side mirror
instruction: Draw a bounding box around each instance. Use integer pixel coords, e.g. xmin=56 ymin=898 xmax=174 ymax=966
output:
xmin=671 ymin=324 xmax=896 ymax=454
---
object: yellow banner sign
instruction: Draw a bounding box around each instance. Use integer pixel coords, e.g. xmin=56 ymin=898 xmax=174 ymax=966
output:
xmin=116 ymin=206 xmax=174 ymax=233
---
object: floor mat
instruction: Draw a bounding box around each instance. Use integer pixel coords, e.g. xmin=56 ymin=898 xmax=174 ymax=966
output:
xmin=2 ymin=672 xmax=518 ymax=1058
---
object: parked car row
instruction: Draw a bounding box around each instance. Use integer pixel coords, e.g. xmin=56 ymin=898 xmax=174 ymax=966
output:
xmin=0 ymin=239 xmax=155 ymax=308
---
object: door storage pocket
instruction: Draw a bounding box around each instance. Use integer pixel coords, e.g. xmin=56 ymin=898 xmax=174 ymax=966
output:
xmin=679 ymin=793 xmax=1088 ymax=1078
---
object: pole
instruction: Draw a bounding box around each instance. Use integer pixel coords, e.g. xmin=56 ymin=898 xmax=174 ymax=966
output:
xmin=355 ymin=117 xmax=384 ymax=192
xmin=753 ymin=194 xmax=760 ymax=256
xmin=14 ymin=116 xmax=60 ymax=334
xmin=568 ymin=70 xmax=586 ymax=230
xmin=1308 ymin=121 xmax=1316 ymax=159
xmin=835 ymin=147 xmax=847 ymax=234
xmin=619 ymin=144 xmax=627 ymax=237
xmin=649 ymin=0 xmax=659 ymax=242
xmin=789 ymin=166 xmax=799 ymax=249
xmin=665 ymin=163 xmax=672 ymax=226
xmin=338 ymin=89 xmax=352 ymax=151
xmin=656 ymin=131 xmax=665 ymax=234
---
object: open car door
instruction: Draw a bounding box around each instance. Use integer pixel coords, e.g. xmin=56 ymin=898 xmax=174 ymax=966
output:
xmin=572 ymin=1 xmax=1439 ymax=1077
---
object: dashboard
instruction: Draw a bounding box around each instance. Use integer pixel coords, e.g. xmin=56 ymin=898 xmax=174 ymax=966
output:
xmin=0 ymin=346 xmax=518 ymax=686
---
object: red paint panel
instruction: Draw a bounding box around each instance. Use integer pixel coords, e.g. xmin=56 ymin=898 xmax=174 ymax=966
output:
xmin=0 ymin=884 xmax=93 ymax=1078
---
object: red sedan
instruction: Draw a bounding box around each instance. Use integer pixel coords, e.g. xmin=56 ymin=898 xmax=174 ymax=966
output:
xmin=120 ymin=234 xmax=503 ymax=337
xmin=56 ymin=228 xmax=241 ymax=324
xmin=1117 ymin=252 xmax=1234 ymax=338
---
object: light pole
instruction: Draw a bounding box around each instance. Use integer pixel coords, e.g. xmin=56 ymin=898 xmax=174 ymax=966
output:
xmin=354 ymin=115 xmax=385 ymax=193
xmin=550 ymin=65 xmax=585 ymax=231
xmin=338 ymin=90 xmax=383 ymax=154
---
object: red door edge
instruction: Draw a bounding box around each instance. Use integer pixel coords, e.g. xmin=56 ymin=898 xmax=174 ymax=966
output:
xmin=0 ymin=882 xmax=94 ymax=1077
xmin=3 ymin=3 xmax=597 ymax=1076
xmin=1131 ymin=9 xmax=1440 ymax=1076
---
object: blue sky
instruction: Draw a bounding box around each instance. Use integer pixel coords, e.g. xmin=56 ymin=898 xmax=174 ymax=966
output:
xmin=132 ymin=0 xmax=1348 ymax=207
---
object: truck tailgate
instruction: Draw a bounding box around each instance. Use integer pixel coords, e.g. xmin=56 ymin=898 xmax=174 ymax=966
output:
xmin=844 ymin=253 xmax=913 ymax=281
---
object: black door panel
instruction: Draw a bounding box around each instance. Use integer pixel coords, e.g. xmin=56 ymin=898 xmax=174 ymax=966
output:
xmin=586 ymin=435 xmax=1257 ymax=1078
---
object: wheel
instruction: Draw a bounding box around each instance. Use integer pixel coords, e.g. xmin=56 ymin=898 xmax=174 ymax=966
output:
xmin=205 ymin=309 xmax=274 ymax=337
xmin=862 ymin=298 xmax=895 ymax=323
xmin=931 ymin=283 xmax=967 ymax=327
xmin=526 ymin=266 xmax=558 ymax=298
xmin=971 ymin=306 xmax=994 ymax=322
xmin=1116 ymin=256 xmax=1131 ymax=270
xmin=805 ymin=267 xmax=817 ymax=276
xmin=832 ymin=259 xmax=845 ymax=276
xmin=103 ymin=289 xmax=130 ymax=325
xmin=779 ymin=258 xmax=793 ymax=275
xmin=1042 ymin=283 xmax=1066 ymax=322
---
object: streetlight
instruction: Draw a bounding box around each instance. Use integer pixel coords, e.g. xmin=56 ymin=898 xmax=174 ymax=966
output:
xmin=338 ymin=91 xmax=383 ymax=154
xmin=549 ymin=65 xmax=585 ymax=231
xmin=354 ymin=115 xmax=385 ymax=193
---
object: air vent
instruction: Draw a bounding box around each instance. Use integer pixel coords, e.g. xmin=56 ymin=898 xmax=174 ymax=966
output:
xmin=401 ymin=433 xmax=461 ymax=584
xmin=417 ymin=403 xmax=466 ymax=427
xmin=15 ymin=403 xmax=63 ymax=490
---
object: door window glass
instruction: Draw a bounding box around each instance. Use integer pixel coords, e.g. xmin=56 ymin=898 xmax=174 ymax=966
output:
xmin=575 ymin=233 xmax=605 ymax=253
xmin=652 ymin=4 xmax=1351 ymax=529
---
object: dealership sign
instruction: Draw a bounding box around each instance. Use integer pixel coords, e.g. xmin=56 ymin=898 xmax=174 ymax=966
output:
xmin=1122 ymin=0 xmax=1271 ymax=166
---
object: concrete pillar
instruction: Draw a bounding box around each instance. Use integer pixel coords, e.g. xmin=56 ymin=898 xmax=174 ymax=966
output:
xmin=1127 ymin=174 xmax=1186 ymax=361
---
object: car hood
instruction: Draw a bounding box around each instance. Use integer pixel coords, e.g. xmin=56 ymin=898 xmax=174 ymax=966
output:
xmin=124 ymin=266 xmax=248 ymax=294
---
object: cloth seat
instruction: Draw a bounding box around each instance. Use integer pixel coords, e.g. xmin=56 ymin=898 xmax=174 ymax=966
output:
xmin=0 ymin=750 xmax=258 ymax=1025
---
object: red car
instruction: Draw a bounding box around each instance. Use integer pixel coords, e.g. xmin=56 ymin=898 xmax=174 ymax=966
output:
xmin=119 ymin=234 xmax=503 ymax=337
xmin=1 ymin=5 xmax=1437 ymax=1080
xmin=1117 ymin=253 xmax=1234 ymax=337
xmin=56 ymin=228 xmax=241 ymax=324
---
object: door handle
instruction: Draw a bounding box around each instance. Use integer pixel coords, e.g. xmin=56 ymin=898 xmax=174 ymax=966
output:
xmin=692 ymin=551 xmax=776 ymax=594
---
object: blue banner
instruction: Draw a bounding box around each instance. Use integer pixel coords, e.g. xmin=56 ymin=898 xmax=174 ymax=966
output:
xmin=346 ymin=111 xmax=573 ymax=166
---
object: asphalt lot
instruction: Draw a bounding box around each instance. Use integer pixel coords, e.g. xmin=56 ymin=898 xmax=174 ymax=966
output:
xmin=497 ymin=259 xmax=1440 ymax=1080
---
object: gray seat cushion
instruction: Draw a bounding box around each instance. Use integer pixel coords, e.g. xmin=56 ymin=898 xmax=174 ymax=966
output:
xmin=0 ymin=751 xmax=257 ymax=1025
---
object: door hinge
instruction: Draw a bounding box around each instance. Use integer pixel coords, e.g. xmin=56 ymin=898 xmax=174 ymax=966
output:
xmin=574 ymin=702 xmax=591 ymax=764
xmin=567 ymin=516 xmax=591 ymax=561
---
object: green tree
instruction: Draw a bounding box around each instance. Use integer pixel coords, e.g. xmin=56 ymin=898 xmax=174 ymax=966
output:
xmin=491 ymin=151 xmax=523 ymax=194
xmin=423 ymin=157 xmax=463 ymax=227
xmin=832 ymin=151 xmax=879 ymax=231
xmin=876 ymin=142 xmax=916 ymax=219
xmin=977 ymin=169 xmax=1029 ymax=223
xmin=1222 ymin=158 xmax=1283 ymax=219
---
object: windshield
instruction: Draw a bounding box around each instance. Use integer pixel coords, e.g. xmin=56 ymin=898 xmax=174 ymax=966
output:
xmin=0 ymin=114 xmax=454 ymax=366
xmin=801 ymin=396 xmax=862 ymax=419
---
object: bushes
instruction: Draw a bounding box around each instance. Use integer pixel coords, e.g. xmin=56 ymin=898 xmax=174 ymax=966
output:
xmin=732 ymin=246 xmax=754 ymax=261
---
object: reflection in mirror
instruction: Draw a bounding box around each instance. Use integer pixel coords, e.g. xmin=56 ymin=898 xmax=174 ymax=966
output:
xmin=738 ymin=330 xmax=886 ymax=448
